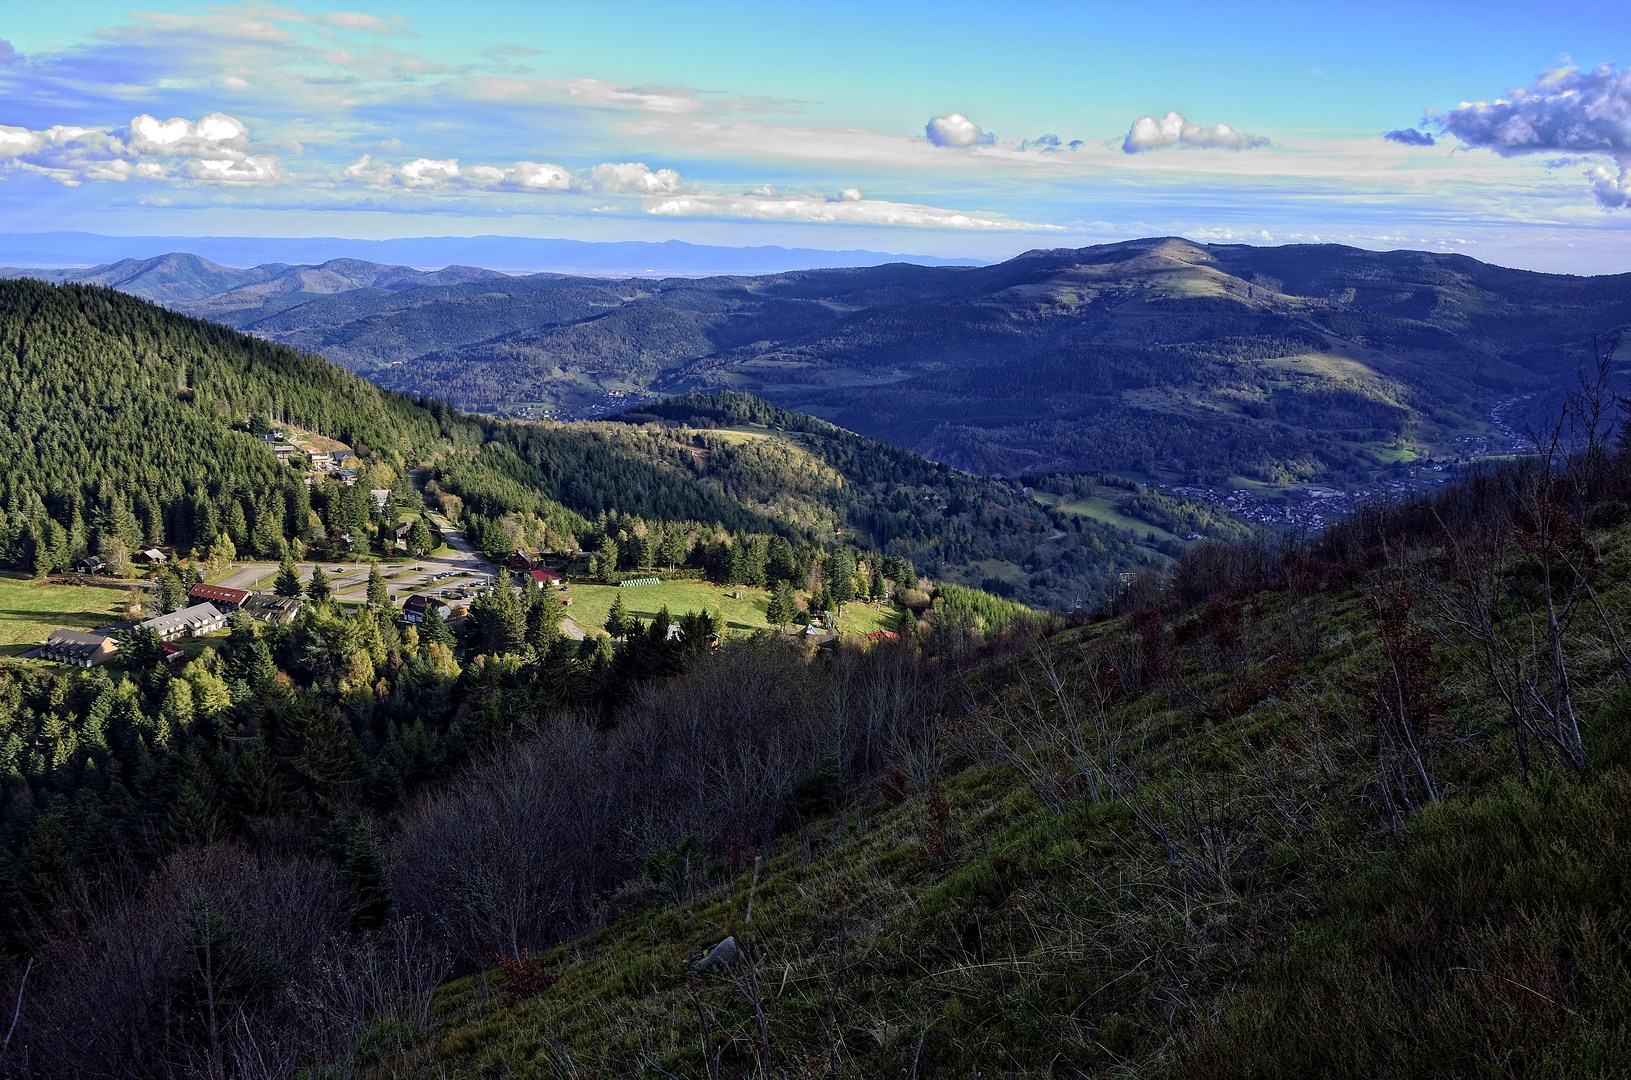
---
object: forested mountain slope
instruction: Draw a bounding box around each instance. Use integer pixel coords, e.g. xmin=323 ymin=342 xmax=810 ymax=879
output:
xmin=160 ymin=237 xmax=1631 ymax=484
xmin=0 ymin=279 xmax=1163 ymax=608
xmin=0 ymin=279 xmax=450 ymax=568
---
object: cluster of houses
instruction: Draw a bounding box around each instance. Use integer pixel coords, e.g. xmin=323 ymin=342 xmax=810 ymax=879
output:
xmin=36 ymin=581 xmax=304 ymax=669
xmin=257 ymin=429 xmax=359 ymax=486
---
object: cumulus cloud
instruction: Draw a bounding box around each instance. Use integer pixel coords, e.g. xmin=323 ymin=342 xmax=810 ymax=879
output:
xmin=0 ymin=112 xmax=278 ymax=186
xmin=1385 ymin=127 xmax=1436 ymax=147
xmin=341 ymin=156 xmax=688 ymax=196
xmin=395 ymin=157 xmax=460 ymax=187
xmin=1121 ymin=111 xmax=1269 ymax=153
xmin=0 ymin=39 xmax=15 ymax=64
xmin=925 ymin=112 xmax=995 ymax=148
xmin=1589 ymin=163 xmax=1630 ymax=208
xmin=589 ymin=161 xmax=681 ymax=193
xmin=1426 ymin=63 xmax=1631 ymax=209
xmin=129 ymin=113 xmax=249 ymax=156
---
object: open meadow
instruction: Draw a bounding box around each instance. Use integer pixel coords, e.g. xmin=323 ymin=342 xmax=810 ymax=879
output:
xmin=0 ymin=572 xmax=134 ymax=654
xmin=560 ymin=577 xmax=901 ymax=639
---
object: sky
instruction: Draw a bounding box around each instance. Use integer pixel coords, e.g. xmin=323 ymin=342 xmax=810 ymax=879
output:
xmin=1 ymin=1 xmax=1629 ymax=273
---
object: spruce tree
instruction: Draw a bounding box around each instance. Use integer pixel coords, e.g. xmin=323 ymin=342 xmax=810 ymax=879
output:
xmin=366 ymin=562 xmax=389 ymax=608
xmin=306 ymin=564 xmax=331 ymax=603
xmin=605 ymin=592 xmax=628 ymax=639
xmin=274 ymin=555 xmax=302 ymax=598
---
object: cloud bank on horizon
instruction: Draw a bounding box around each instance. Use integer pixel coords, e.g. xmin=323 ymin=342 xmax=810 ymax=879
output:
xmin=0 ymin=2 xmax=1627 ymax=273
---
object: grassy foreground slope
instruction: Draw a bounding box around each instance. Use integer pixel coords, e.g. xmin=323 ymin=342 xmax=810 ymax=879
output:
xmin=419 ymin=450 xmax=1631 ymax=1077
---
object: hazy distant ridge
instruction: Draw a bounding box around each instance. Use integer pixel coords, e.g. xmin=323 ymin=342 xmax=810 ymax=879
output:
xmin=0 ymin=231 xmax=981 ymax=276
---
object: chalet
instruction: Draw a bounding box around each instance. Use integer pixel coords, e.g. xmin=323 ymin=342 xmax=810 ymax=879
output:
xmin=330 ymin=449 xmax=353 ymax=465
xmin=189 ymin=583 xmax=251 ymax=609
xmin=370 ymin=488 xmax=392 ymax=510
xmin=273 ymin=443 xmax=296 ymax=461
xmin=526 ymin=568 xmax=562 ymax=586
xmin=392 ymin=522 xmax=414 ymax=550
xmin=74 ymin=555 xmax=106 ymax=575
xmin=243 ymin=593 xmax=303 ymax=625
xmin=336 ymin=469 xmax=358 ymax=487
xmin=133 ymin=548 xmax=167 ymax=565
xmin=140 ymin=602 xmax=225 ymax=641
xmin=401 ymin=593 xmax=451 ymax=624
xmin=42 ymin=629 xmax=119 ymax=668
xmin=867 ymin=630 xmax=902 ymax=644
xmin=307 ymin=449 xmax=333 ymax=471
xmin=505 ymin=549 xmax=536 ymax=570
xmin=161 ymin=642 xmax=186 ymax=664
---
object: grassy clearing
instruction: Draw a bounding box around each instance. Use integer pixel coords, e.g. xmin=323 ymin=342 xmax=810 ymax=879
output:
xmin=562 ymin=579 xmax=899 ymax=639
xmin=1372 ymin=443 xmax=1423 ymax=464
xmin=0 ymin=572 xmax=132 ymax=653
xmin=1031 ymin=491 xmax=1183 ymax=543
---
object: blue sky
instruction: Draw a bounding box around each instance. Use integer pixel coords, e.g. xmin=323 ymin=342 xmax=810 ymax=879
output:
xmin=2 ymin=1 xmax=1629 ymax=271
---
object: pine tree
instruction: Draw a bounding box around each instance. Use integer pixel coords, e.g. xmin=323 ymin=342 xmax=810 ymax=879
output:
xmin=407 ymin=519 xmax=434 ymax=558
xmin=768 ymin=579 xmax=797 ymax=626
xmin=274 ymin=555 xmax=303 ymax=598
xmin=605 ymin=592 xmax=628 ymax=639
xmin=306 ymin=564 xmax=331 ymax=603
xmin=366 ymin=562 xmax=389 ymax=608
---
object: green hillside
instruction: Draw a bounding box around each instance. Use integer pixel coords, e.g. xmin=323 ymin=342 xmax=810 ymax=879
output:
xmin=410 ymin=445 xmax=1631 ymax=1077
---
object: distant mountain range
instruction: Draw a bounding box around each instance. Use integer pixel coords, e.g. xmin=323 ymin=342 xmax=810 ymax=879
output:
xmin=0 ymin=231 xmax=981 ymax=277
xmin=11 ymin=237 xmax=1630 ymax=489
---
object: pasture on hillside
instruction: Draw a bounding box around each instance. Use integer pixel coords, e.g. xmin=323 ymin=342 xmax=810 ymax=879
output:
xmin=0 ymin=573 xmax=134 ymax=654
xmin=560 ymin=578 xmax=901 ymax=639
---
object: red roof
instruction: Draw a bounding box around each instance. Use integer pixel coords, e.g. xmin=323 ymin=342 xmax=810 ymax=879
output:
xmin=189 ymin=583 xmax=251 ymax=606
xmin=527 ymin=568 xmax=562 ymax=583
xmin=867 ymin=630 xmax=901 ymax=643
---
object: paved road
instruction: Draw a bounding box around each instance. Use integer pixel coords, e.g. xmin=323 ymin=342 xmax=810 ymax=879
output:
xmin=214 ymin=511 xmax=586 ymax=638
xmin=217 ymin=513 xmax=496 ymax=606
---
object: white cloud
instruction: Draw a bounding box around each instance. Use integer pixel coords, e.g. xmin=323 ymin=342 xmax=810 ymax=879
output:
xmin=513 ymin=161 xmax=573 ymax=189
xmin=0 ymin=113 xmax=278 ymax=185
xmin=1121 ymin=111 xmax=1269 ymax=153
xmin=398 ymin=157 xmax=460 ymax=187
xmin=342 ymin=155 xmax=589 ymax=193
xmin=1430 ymin=63 xmax=1631 ymax=209
xmin=589 ymin=161 xmax=682 ymax=193
xmin=925 ymin=112 xmax=995 ymax=148
xmin=129 ymin=112 xmax=249 ymax=156
xmin=644 ymin=190 xmax=1059 ymax=230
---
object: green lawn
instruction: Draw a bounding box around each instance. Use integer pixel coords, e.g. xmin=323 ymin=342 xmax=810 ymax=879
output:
xmin=562 ymin=579 xmax=901 ymax=639
xmin=0 ymin=572 xmax=133 ymax=654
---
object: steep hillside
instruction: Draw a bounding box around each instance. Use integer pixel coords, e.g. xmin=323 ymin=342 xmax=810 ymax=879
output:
xmin=413 ymin=443 xmax=1631 ymax=1078
xmin=153 ymin=237 xmax=1631 ymax=488
xmin=0 ymin=278 xmax=452 ymax=569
